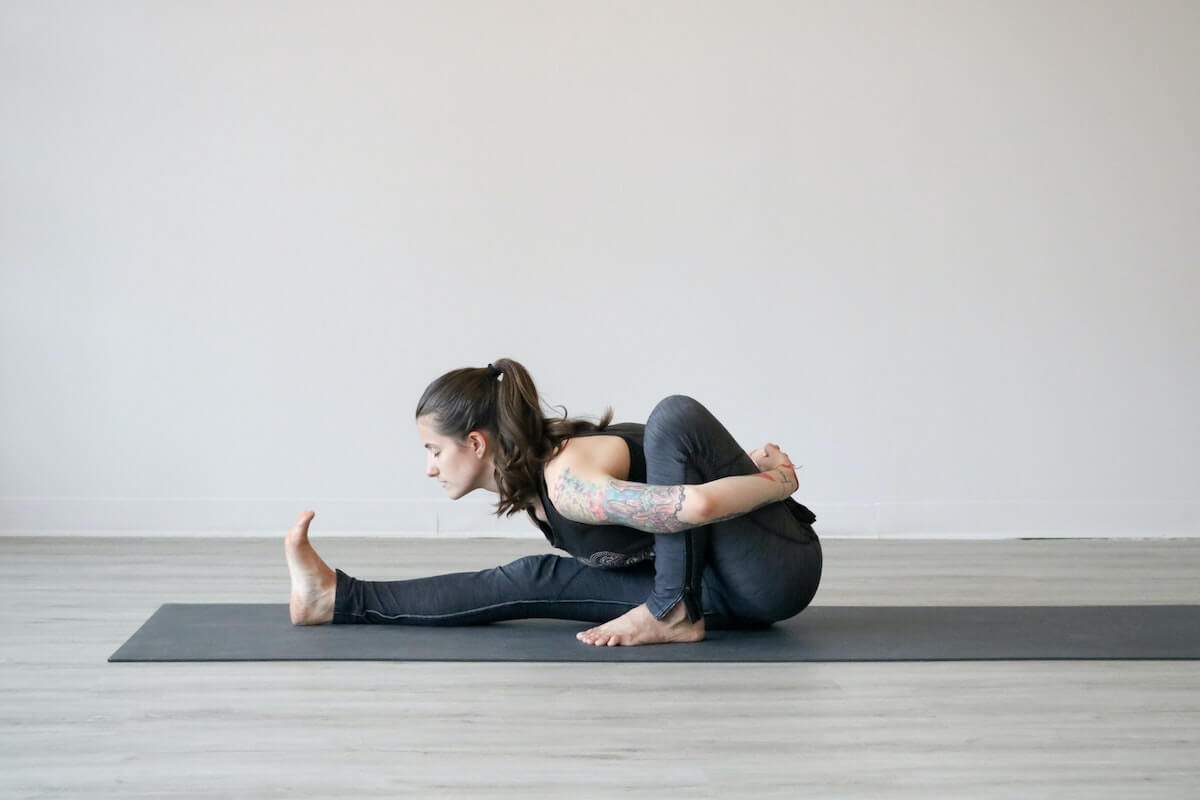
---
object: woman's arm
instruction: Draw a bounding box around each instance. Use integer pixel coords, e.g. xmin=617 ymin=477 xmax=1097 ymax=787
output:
xmin=545 ymin=462 xmax=796 ymax=535
xmin=701 ymin=468 xmax=797 ymax=524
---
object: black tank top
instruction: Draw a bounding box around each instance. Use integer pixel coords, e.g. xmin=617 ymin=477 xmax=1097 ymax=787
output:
xmin=523 ymin=421 xmax=819 ymax=566
xmin=524 ymin=422 xmax=658 ymax=569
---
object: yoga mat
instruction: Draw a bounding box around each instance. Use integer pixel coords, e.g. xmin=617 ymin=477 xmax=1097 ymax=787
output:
xmin=108 ymin=604 xmax=1200 ymax=662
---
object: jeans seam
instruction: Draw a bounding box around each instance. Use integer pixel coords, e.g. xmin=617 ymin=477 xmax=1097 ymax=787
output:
xmin=348 ymin=597 xmax=636 ymax=621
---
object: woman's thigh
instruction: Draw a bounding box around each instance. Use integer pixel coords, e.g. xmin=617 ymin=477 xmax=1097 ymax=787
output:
xmin=644 ymin=394 xmax=822 ymax=621
xmin=703 ymin=513 xmax=823 ymax=622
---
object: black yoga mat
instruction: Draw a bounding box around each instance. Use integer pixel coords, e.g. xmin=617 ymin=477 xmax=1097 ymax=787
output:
xmin=108 ymin=604 xmax=1200 ymax=662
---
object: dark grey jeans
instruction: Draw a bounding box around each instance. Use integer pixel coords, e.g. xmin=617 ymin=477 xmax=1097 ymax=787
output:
xmin=333 ymin=395 xmax=822 ymax=630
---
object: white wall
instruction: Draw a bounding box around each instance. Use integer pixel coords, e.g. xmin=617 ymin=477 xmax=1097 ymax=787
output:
xmin=2 ymin=0 xmax=1197 ymax=538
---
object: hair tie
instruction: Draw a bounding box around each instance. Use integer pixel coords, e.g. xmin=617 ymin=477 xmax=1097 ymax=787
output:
xmin=487 ymin=363 xmax=502 ymax=379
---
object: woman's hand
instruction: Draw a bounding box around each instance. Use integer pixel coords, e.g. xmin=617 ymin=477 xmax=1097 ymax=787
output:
xmin=748 ymin=443 xmax=801 ymax=495
xmin=748 ymin=442 xmax=790 ymax=471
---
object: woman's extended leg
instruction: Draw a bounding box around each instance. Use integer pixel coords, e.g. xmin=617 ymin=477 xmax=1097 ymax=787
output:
xmin=286 ymin=510 xmax=654 ymax=625
xmin=332 ymin=555 xmax=657 ymax=626
xmin=286 ymin=510 xmax=778 ymax=630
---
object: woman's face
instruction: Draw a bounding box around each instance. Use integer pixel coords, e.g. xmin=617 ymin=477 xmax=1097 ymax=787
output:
xmin=416 ymin=415 xmax=490 ymax=498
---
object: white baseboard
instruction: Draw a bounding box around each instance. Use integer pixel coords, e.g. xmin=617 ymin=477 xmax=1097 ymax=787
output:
xmin=0 ymin=497 xmax=1197 ymax=539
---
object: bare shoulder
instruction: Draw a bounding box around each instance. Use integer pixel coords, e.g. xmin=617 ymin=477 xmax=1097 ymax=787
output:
xmin=544 ymin=435 xmax=629 ymax=483
xmin=528 ymin=440 xmax=601 ymax=525
xmin=543 ymin=438 xmax=598 ymax=488
xmin=541 ymin=435 xmax=637 ymax=523
xmin=542 ymin=457 xmax=620 ymax=527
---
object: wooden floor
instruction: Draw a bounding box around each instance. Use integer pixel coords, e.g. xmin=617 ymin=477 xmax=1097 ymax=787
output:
xmin=2 ymin=535 xmax=1199 ymax=799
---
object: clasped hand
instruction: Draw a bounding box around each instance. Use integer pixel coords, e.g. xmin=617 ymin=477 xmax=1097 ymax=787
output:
xmin=747 ymin=442 xmax=801 ymax=495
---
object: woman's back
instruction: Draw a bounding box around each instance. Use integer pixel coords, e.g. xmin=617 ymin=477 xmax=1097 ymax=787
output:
xmin=526 ymin=423 xmax=658 ymax=569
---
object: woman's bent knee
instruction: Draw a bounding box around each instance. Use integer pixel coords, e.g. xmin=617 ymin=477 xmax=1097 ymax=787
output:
xmin=645 ymin=395 xmax=708 ymax=443
xmin=649 ymin=394 xmax=704 ymax=422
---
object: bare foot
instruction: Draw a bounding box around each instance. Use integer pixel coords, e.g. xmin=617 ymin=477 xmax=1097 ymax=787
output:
xmin=576 ymin=599 xmax=706 ymax=646
xmin=285 ymin=510 xmax=336 ymax=625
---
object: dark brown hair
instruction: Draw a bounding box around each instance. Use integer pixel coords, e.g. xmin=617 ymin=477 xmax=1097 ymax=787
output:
xmin=414 ymin=358 xmax=614 ymax=518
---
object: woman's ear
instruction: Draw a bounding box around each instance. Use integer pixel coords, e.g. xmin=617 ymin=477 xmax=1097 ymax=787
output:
xmin=468 ymin=430 xmax=491 ymax=458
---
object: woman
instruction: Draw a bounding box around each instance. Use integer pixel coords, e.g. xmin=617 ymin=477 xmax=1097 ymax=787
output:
xmin=284 ymin=358 xmax=822 ymax=647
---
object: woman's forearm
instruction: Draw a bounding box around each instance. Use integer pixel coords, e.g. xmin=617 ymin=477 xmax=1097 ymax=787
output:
xmin=699 ymin=469 xmax=794 ymax=525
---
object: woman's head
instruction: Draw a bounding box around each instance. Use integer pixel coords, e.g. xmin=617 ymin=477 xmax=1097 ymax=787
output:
xmin=414 ymin=358 xmax=613 ymax=517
